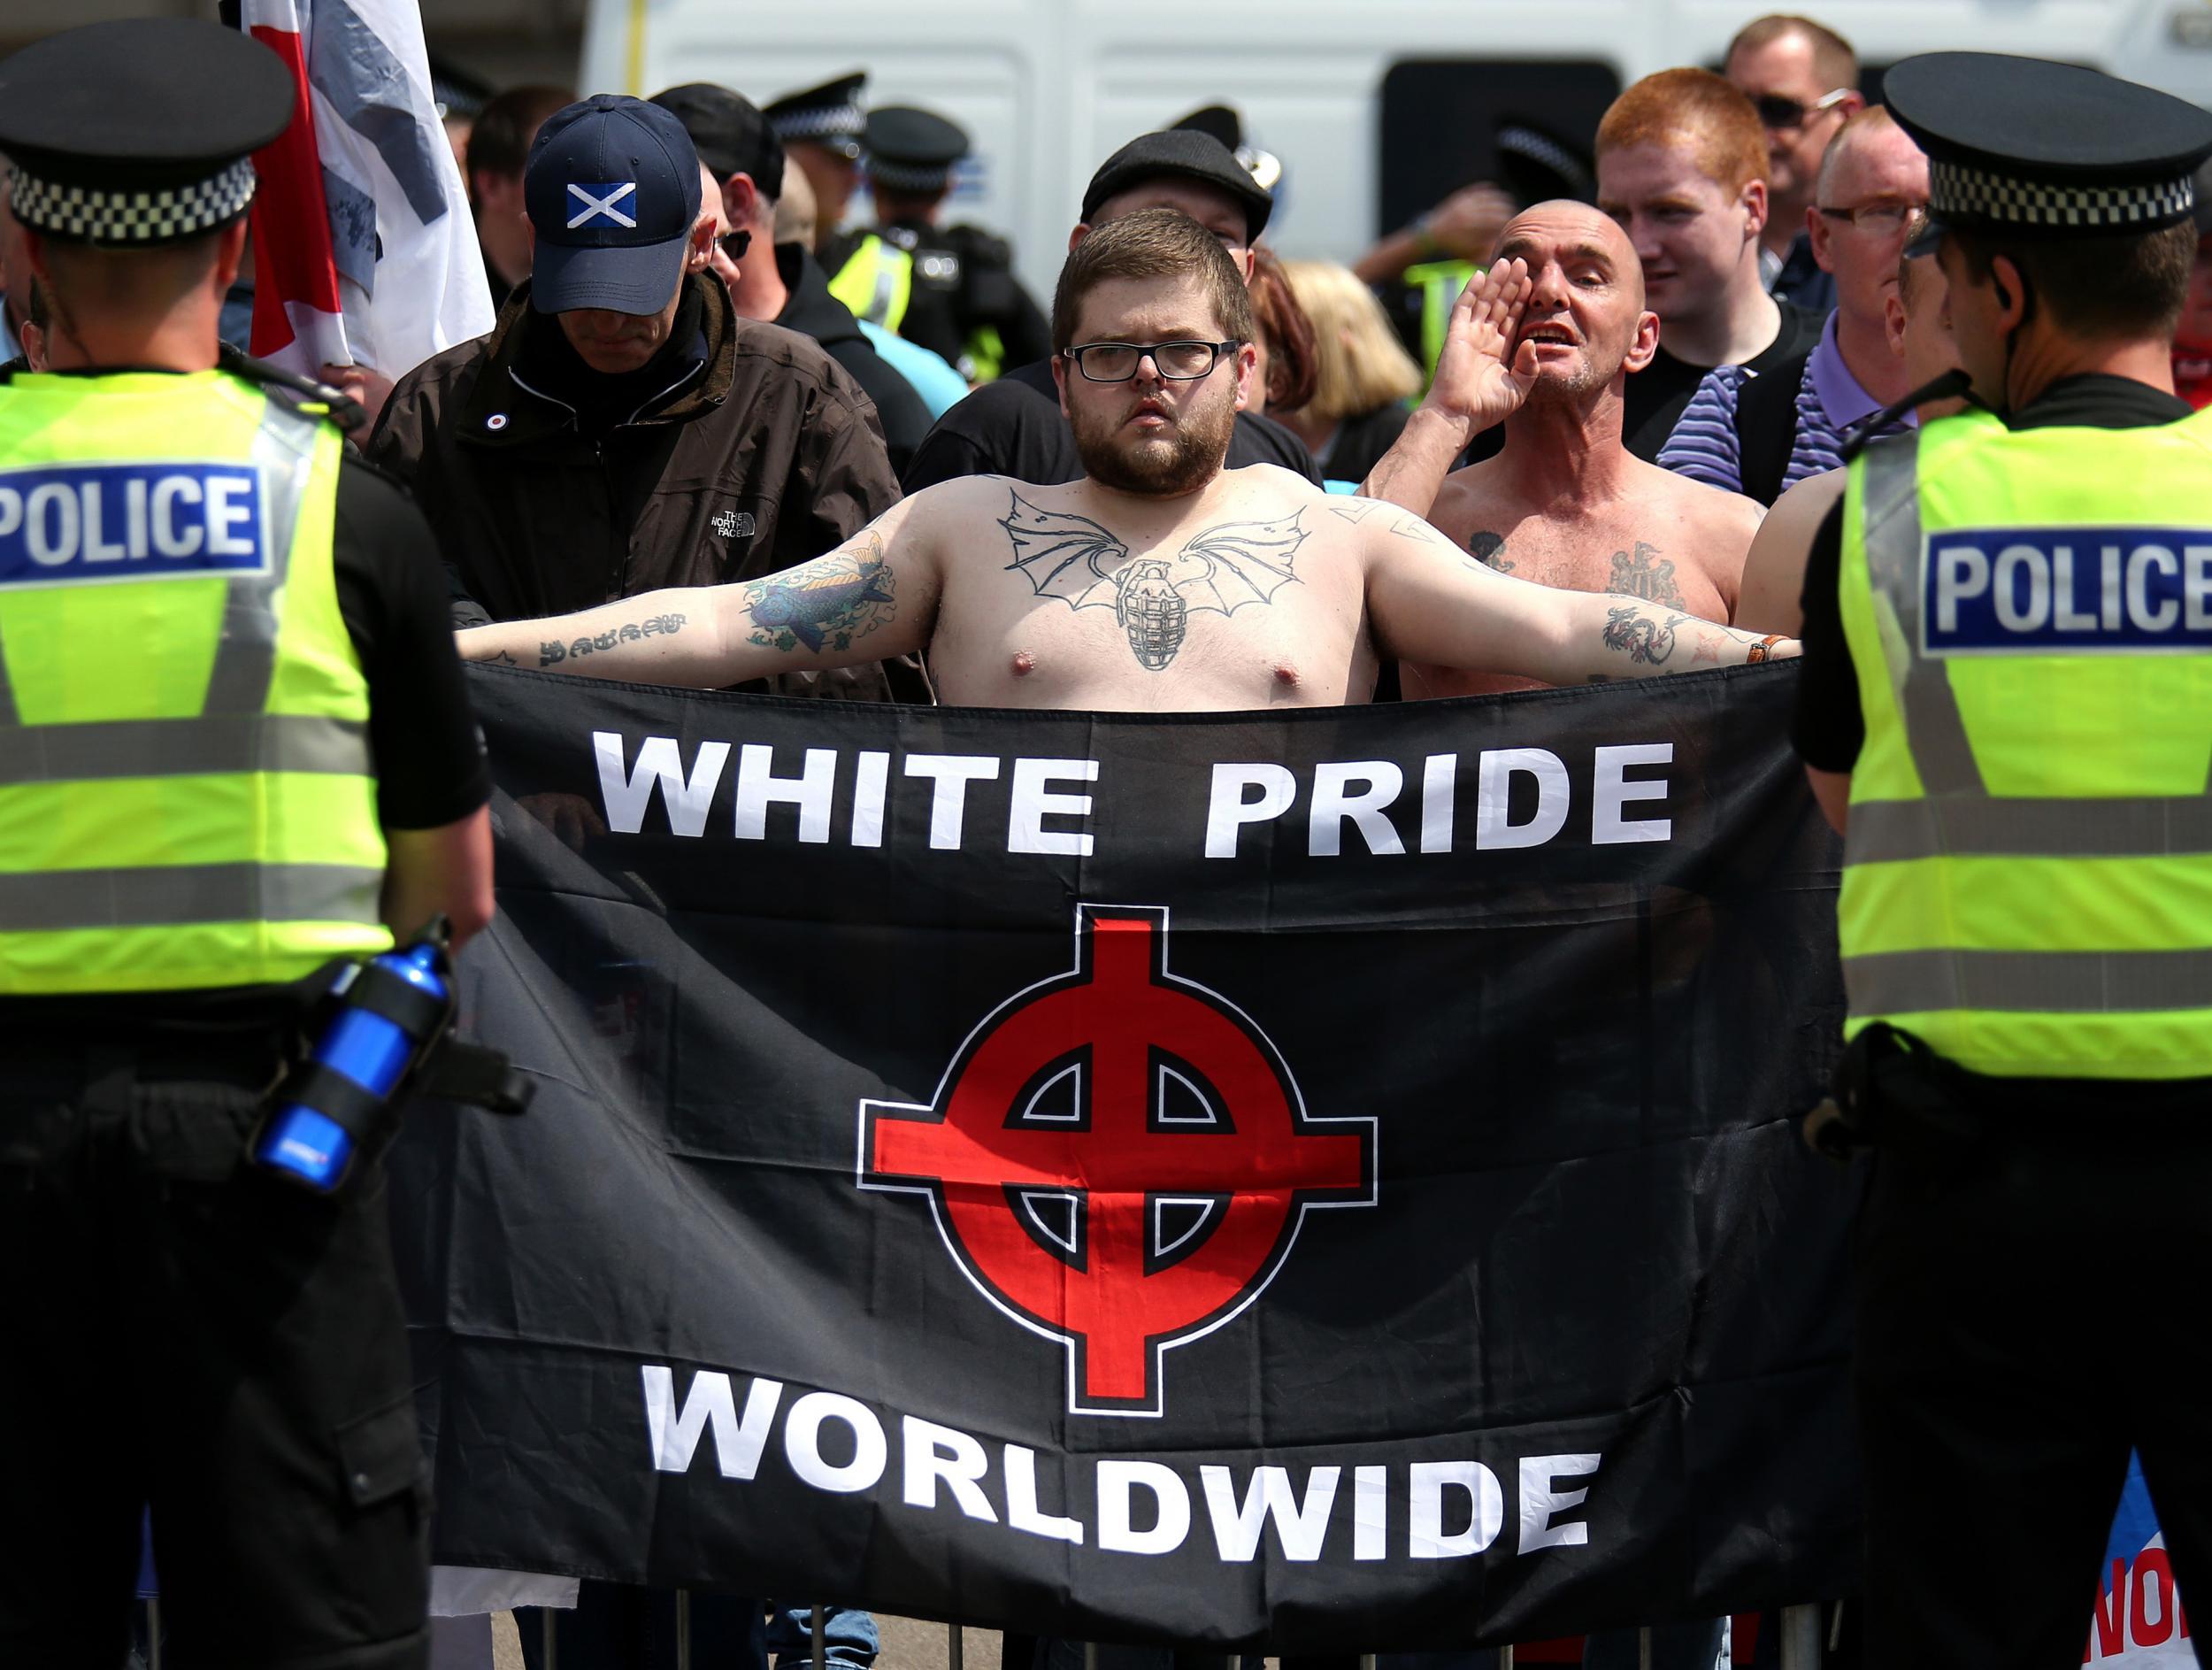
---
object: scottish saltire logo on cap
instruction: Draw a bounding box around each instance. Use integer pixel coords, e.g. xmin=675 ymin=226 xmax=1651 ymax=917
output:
xmin=1920 ymin=527 xmax=2212 ymax=653
xmin=566 ymin=181 xmax=639 ymax=229
xmin=0 ymin=463 xmax=265 ymax=588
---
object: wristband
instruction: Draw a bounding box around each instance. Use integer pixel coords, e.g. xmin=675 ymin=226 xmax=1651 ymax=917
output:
xmin=1745 ymin=635 xmax=1786 ymax=664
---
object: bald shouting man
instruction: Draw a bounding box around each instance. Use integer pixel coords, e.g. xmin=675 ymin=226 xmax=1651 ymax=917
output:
xmin=459 ymin=209 xmax=1792 ymax=704
xmin=1362 ymin=201 xmax=1769 ymax=696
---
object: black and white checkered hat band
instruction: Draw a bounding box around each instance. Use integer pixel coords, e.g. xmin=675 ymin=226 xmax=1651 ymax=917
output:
xmin=773 ymin=104 xmax=865 ymax=142
xmin=866 ymin=156 xmax=954 ymax=192
xmin=8 ymin=157 xmax=257 ymax=244
xmin=1498 ymin=126 xmax=1594 ymax=200
xmin=1930 ymin=157 xmax=2195 ymax=232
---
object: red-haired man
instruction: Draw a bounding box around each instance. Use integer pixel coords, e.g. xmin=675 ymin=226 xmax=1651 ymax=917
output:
xmin=1596 ymin=68 xmax=1826 ymax=459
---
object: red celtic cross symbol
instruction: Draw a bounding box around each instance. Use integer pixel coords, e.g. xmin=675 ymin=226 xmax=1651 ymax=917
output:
xmin=861 ymin=904 xmax=1374 ymax=1415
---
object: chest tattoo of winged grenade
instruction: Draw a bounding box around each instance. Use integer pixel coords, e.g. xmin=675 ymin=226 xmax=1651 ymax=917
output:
xmin=999 ymin=491 xmax=1308 ymax=670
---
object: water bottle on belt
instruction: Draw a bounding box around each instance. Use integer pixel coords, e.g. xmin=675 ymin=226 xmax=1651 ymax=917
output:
xmin=253 ymin=920 xmax=458 ymax=1192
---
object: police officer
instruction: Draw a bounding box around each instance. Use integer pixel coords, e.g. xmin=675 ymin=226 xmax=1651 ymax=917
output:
xmin=765 ymin=71 xmax=869 ymax=258
xmin=1789 ymin=53 xmax=2212 ymax=1668
xmin=828 ymin=104 xmax=1050 ymax=383
xmin=0 ymin=19 xmax=493 ymax=1667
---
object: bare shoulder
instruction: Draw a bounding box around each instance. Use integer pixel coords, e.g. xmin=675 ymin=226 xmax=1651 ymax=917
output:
xmin=1636 ymin=458 xmax=1764 ymax=550
xmin=1736 ymin=467 xmax=1844 ymax=633
xmin=1425 ymin=460 xmax=1507 ymax=546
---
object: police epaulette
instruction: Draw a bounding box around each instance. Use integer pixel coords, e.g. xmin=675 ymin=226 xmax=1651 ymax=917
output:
xmin=1838 ymin=369 xmax=1974 ymax=463
xmin=218 ymin=345 xmax=368 ymax=434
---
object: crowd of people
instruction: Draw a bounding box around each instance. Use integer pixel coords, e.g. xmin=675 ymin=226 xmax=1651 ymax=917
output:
xmin=6 ymin=8 xmax=2212 ymax=1670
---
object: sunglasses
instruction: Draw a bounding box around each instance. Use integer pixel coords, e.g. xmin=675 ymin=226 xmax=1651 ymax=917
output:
xmin=1753 ymin=88 xmax=1853 ymax=130
xmin=717 ymin=228 xmax=752 ymax=262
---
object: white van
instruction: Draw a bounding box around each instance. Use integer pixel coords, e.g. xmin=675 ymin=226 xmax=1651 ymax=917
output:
xmin=581 ymin=0 xmax=2212 ymax=301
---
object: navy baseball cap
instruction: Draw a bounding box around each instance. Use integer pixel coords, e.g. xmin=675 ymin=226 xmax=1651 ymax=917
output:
xmin=526 ymin=94 xmax=703 ymax=315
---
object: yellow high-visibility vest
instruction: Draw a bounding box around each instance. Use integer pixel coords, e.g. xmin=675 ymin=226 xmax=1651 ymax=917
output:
xmin=0 ymin=368 xmax=389 ymax=994
xmin=1835 ymin=405 xmax=2212 ymax=1078
xmin=827 ymin=233 xmax=914 ymax=333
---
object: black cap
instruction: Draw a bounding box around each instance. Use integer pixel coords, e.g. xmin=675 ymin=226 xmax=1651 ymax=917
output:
xmin=1171 ymin=104 xmax=1282 ymax=196
xmin=0 ymin=19 xmax=295 ymax=247
xmin=864 ymin=106 xmax=969 ymax=196
xmin=525 ymin=96 xmax=702 ymax=315
xmin=652 ymin=83 xmax=784 ymax=198
xmin=765 ymin=72 xmax=867 ymax=162
xmin=1080 ymin=129 xmax=1273 ymax=238
xmin=1886 ymin=53 xmax=2212 ymax=257
xmin=2193 ymin=159 xmax=2212 ymax=239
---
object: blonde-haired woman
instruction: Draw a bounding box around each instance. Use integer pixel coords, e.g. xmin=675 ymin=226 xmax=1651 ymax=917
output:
xmin=1279 ymin=260 xmax=1424 ymax=485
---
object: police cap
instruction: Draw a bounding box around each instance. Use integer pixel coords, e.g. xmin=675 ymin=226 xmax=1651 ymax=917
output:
xmin=1886 ymin=53 xmax=2212 ymax=255
xmin=765 ymin=72 xmax=867 ymax=161
xmin=864 ymin=106 xmax=969 ymax=196
xmin=0 ymin=19 xmax=295 ymax=248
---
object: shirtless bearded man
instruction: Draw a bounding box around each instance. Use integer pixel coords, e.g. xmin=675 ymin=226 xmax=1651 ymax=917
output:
xmin=1363 ymin=201 xmax=1768 ymax=696
xmin=458 ymin=209 xmax=1790 ymax=702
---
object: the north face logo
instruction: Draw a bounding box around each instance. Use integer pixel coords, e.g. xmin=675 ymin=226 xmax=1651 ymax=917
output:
xmin=860 ymin=904 xmax=1375 ymax=1416
xmin=712 ymin=509 xmax=756 ymax=541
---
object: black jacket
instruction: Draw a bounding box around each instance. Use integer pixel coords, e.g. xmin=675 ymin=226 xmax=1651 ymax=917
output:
xmin=772 ymin=242 xmax=934 ymax=476
xmin=370 ymin=274 xmax=918 ymax=701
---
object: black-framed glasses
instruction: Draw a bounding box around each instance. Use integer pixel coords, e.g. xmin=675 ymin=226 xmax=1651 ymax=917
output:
xmin=717 ymin=228 xmax=753 ymax=262
xmin=1753 ymin=88 xmax=1852 ymax=130
xmin=1061 ymin=339 xmax=1243 ymax=381
xmin=1815 ymin=200 xmax=1928 ymax=235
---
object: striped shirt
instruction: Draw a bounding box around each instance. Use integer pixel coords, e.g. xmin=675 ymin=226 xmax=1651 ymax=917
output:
xmin=1656 ymin=313 xmax=1912 ymax=501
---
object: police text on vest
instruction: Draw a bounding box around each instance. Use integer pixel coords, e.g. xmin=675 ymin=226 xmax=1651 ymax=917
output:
xmin=0 ymin=463 xmax=266 ymax=588
xmin=1921 ymin=528 xmax=2212 ymax=652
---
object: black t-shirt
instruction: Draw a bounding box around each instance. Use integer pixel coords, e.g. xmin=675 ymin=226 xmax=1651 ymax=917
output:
xmin=1622 ymin=299 xmax=1826 ymax=462
xmin=333 ymin=458 xmax=494 ymax=828
xmin=1792 ymin=374 xmax=2197 ymax=772
xmin=901 ymin=358 xmax=1322 ymax=491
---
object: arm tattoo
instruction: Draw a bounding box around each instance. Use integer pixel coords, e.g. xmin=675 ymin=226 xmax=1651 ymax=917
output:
xmin=1467 ymin=530 xmax=1515 ymax=573
xmin=1601 ymin=605 xmax=1690 ymax=666
xmin=540 ymin=613 xmax=687 ymax=667
xmin=1326 ymin=499 xmax=1378 ymax=524
xmin=488 ymin=650 xmax=519 ymax=666
xmin=739 ymin=536 xmax=896 ymax=654
xmin=1606 ymin=541 xmax=1685 ymax=606
xmin=1001 ymin=490 xmax=1306 ymax=671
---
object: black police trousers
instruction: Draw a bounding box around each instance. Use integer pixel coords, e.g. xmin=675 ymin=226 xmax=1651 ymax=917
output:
xmin=0 ymin=1029 xmax=430 ymax=1670
xmin=1853 ymin=1086 xmax=2212 ymax=1668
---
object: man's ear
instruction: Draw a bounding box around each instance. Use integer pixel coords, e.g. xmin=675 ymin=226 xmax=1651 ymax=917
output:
xmin=1883 ymin=289 xmax=1909 ymax=360
xmin=726 ymin=173 xmax=761 ymax=231
xmin=1233 ymin=245 xmax=1257 ymax=285
xmin=1067 ymin=220 xmax=1091 ymax=254
xmin=1624 ymin=308 xmax=1661 ymax=374
xmin=1051 ymin=347 xmax=1071 ymax=416
xmin=213 ymin=217 xmax=250 ymax=292
xmin=1232 ymin=338 xmax=1259 ymax=411
xmin=1807 ymin=200 xmax=1834 ymax=273
xmin=1988 ymin=253 xmax=2029 ymax=327
xmin=1741 ymin=177 xmax=1769 ymax=242
xmin=685 ymin=212 xmax=716 ymax=273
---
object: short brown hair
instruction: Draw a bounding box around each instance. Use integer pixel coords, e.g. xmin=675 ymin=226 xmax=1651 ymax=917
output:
xmin=468 ymin=85 xmax=576 ymax=189
xmin=1248 ymin=247 xmax=1318 ymax=412
xmin=1052 ymin=206 xmax=1256 ymax=353
xmin=1596 ymin=69 xmax=1769 ymax=194
xmin=1725 ymin=15 xmax=1860 ymax=94
xmin=1952 ymin=223 xmax=2196 ymax=344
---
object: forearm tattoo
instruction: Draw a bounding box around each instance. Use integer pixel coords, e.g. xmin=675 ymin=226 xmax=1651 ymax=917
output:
xmin=1601 ymin=604 xmax=1690 ymax=666
xmin=540 ymin=613 xmax=687 ymax=667
xmin=1001 ymin=491 xmax=1306 ymax=671
xmin=740 ymin=536 xmax=896 ymax=653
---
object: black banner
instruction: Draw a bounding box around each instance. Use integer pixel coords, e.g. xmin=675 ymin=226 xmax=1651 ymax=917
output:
xmin=392 ymin=662 xmax=1861 ymax=1650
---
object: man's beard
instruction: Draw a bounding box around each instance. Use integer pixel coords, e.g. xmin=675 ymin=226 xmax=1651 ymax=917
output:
xmin=1071 ymin=393 xmax=1236 ymax=496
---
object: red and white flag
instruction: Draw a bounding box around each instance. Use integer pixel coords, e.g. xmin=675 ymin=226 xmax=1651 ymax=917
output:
xmin=239 ymin=0 xmax=493 ymax=381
